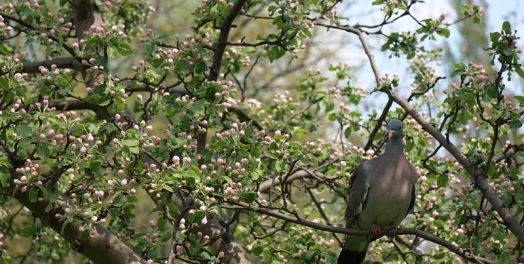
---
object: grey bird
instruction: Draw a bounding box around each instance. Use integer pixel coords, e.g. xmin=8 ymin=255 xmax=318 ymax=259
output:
xmin=338 ymin=119 xmax=418 ymax=264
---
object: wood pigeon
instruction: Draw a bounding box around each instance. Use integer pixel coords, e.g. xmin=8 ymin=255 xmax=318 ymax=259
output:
xmin=338 ymin=119 xmax=418 ymax=264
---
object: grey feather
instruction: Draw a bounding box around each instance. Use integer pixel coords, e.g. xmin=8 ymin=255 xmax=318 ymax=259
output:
xmin=340 ymin=119 xmax=418 ymax=262
xmin=345 ymin=163 xmax=370 ymax=226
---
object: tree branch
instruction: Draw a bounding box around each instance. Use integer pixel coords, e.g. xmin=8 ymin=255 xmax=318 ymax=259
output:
xmin=229 ymin=203 xmax=495 ymax=264
xmin=364 ymin=98 xmax=393 ymax=151
xmin=20 ymin=57 xmax=84 ymax=73
xmin=198 ymin=0 xmax=249 ymax=157
xmin=71 ymin=0 xmax=95 ymax=39
xmin=7 ymin=169 xmax=146 ymax=264
xmin=209 ymin=0 xmax=249 ymax=81
xmin=47 ymin=100 xmax=111 ymax=119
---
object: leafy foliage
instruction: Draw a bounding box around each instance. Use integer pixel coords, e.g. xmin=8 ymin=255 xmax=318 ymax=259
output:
xmin=0 ymin=0 xmax=523 ymax=263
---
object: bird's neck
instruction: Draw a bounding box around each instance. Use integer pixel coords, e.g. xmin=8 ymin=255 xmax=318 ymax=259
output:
xmin=385 ymin=137 xmax=404 ymax=153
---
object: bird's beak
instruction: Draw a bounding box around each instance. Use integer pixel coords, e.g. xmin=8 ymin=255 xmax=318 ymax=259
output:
xmin=388 ymin=130 xmax=397 ymax=139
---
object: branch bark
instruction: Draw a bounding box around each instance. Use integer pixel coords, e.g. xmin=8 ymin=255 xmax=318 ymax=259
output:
xmin=71 ymin=0 xmax=95 ymax=39
xmin=197 ymin=0 xmax=249 ymax=156
xmin=20 ymin=57 xmax=84 ymax=73
xmin=5 ymin=169 xmax=146 ymax=264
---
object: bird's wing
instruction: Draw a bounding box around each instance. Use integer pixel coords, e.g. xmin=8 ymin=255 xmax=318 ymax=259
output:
xmin=407 ymin=183 xmax=417 ymax=214
xmin=345 ymin=162 xmax=370 ymax=227
xmin=404 ymin=161 xmax=419 ymax=216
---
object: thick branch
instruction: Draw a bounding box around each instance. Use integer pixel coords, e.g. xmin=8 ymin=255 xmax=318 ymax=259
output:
xmin=47 ymin=100 xmax=110 ymax=119
xmin=198 ymin=0 xmax=249 ymax=156
xmin=20 ymin=57 xmax=84 ymax=73
xmin=209 ymin=0 xmax=248 ymax=81
xmin=0 ymin=137 xmax=144 ymax=263
xmin=228 ymin=105 xmax=263 ymax=130
xmin=258 ymin=171 xmax=311 ymax=193
xmin=71 ymin=0 xmax=95 ymax=39
xmin=7 ymin=170 xmax=145 ymax=264
xmin=13 ymin=190 xmax=146 ymax=264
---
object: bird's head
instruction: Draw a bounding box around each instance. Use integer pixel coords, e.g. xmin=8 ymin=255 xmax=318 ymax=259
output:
xmin=387 ymin=119 xmax=404 ymax=139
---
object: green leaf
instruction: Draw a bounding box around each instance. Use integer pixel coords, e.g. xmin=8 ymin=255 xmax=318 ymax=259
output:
xmin=490 ymin=32 xmax=501 ymax=43
xmin=168 ymin=203 xmax=180 ymax=215
xmin=29 ymin=188 xmax=38 ymax=203
xmin=242 ymin=191 xmax=256 ymax=203
xmin=87 ymin=160 xmax=101 ymax=171
xmin=221 ymin=175 xmax=234 ymax=184
xmin=437 ymin=28 xmax=450 ymax=38
xmin=267 ymin=46 xmax=286 ymax=62
xmin=157 ymin=217 xmax=167 ymax=229
xmin=0 ymin=77 xmax=9 ymax=88
xmin=324 ymin=100 xmax=334 ymax=112
xmin=502 ymin=21 xmax=511 ymax=34
xmin=486 ymin=85 xmax=498 ymax=98
xmin=304 ymin=249 xmax=318 ymax=260
xmin=113 ymin=194 xmax=126 ymax=206
xmin=252 ymin=246 xmax=264 ymax=256
xmin=473 ymin=16 xmax=480 ymax=24
xmin=79 ymin=230 xmax=90 ymax=239
xmin=17 ymin=125 xmax=33 ymax=138
xmin=515 ymin=66 xmax=524 ymax=79
xmin=509 ymin=119 xmax=522 ymax=129
xmin=190 ymin=100 xmax=205 ymax=114
xmin=0 ymin=166 xmax=9 ymax=187
xmin=127 ymin=195 xmax=138 ymax=203
xmin=251 ymin=170 xmax=260 ymax=180
xmin=344 ymin=127 xmax=352 ymax=139
xmin=113 ymin=40 xmax=132 ymax=56
xmin=437 ymin=174 xmax=448 ymax=187
xmin=37 ymin=143 xmax=49 ymax=159
xmin=514 ymin=96 xmax=524 ymax=105
xmin=328 ymin=112 xmax=337 ymax=121
xmin=185 ymin=176 xmax=196 ymax=187
xmin=17 ymin=139 xmax=31 ymax=156
xmin=199 ymin=251 xmax=211 ymax=261
xmin=128 ymin=146 xmax=140 ymax=154
xmin=122 ymin=139 xmax=139 ymax=147
xmin=61 ymin=219 xmax=69 ymax=234
xmin=372 ymin=0 xmax=385 ymax=5
xmin=453 ymin=63 xmax=467 ymax=72
xmin=194 ymin=60 xmax=207 ymax=73
xmin=47 ymin=191 xmax=58 ymax=204
xmin=172 ymin=137 xmax=187 ymax=148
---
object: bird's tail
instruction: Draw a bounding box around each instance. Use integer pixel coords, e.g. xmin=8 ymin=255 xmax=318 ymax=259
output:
xmin=337 ymin=249 xmax=366 ymax=264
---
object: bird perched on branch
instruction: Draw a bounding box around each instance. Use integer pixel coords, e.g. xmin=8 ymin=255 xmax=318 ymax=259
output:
xmin=338 ymin=119 xmax=418 ymax=264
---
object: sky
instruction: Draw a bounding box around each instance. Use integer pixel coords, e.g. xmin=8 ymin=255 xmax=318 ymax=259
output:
xmin=325 ymin=0 xmax=524 ymax=117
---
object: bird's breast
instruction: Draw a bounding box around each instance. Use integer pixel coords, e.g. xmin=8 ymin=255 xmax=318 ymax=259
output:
xmin=357 ymin=159 xmax=414 ymax=228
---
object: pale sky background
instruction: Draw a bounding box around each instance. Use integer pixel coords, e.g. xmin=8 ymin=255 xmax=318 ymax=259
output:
xmin=322 ymin=0 xmax=524 ymax=118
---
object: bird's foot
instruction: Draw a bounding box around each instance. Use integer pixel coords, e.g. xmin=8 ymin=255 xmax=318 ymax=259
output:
xmin=387 ymin=226 xmax=400 ymax=236
xmin=370 ymin=224 xmax=382 ymax=238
